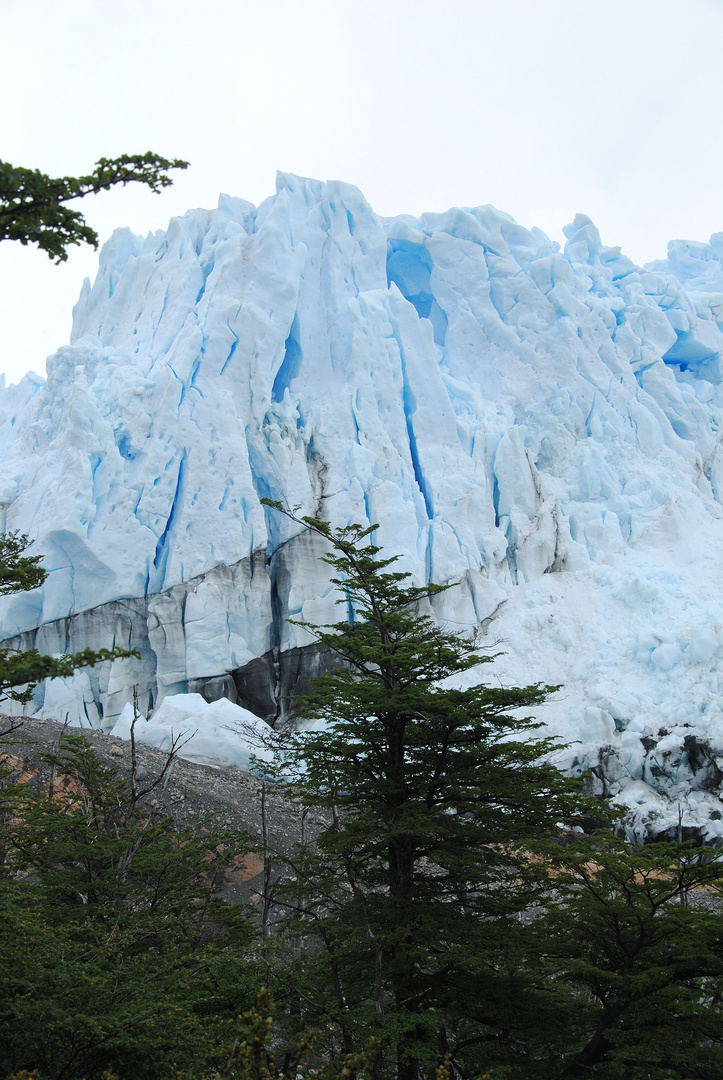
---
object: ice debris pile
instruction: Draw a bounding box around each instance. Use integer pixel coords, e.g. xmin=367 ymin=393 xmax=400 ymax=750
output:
xmin=109 ymin=693 xmax=274 ymax=770
xmin=2 ymin=174 xmax=723 ymax=837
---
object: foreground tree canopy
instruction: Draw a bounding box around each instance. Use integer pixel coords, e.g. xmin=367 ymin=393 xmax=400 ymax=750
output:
xmin=0 ymin=733 xmax=260 ymax=1079
xmin=260 ymin=503 xmax=723 ymax=1080
xmin=0 ymin=153 xmax=188 ymax=261
xmin=2 ymin=511 xmax=723 ymax=1078
xmin=259 ymin=503 xmax=584 ymax=1077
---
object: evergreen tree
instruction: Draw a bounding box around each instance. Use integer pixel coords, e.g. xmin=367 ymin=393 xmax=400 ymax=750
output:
xmin=537 ymin=833 xmax=723 ymax=1078
xmin=0 ymin=732 xmax=260 ymax=1080
xmin=0 ymin=153 xmax=188 ymax=262
xmin=261 ymin=502 xmax=589 ymax=1080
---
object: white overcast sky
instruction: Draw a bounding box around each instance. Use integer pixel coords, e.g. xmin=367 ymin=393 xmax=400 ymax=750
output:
xmin=2 ymin=0 xmax=723 ymax=385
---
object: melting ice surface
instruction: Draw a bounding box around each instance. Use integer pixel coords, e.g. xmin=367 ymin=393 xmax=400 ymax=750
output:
xmin=2 ymin=174 xmax=723 ymax=838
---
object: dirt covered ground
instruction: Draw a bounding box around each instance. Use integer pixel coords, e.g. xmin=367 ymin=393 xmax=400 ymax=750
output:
xmin=0 ymin=713 xmax=318 ymax=905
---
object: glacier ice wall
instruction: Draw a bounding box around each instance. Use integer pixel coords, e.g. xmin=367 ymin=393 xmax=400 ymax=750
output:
xmin=3 ymin=174 xmax=723 ymax=838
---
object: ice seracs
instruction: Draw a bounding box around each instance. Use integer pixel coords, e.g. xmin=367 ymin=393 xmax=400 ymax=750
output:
xmin=2 ymin=174 xmax=723 ymax=838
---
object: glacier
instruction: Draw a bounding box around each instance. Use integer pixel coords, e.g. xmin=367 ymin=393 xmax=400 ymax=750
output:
xmin=2 ymin=172 xmax=723 ymax=840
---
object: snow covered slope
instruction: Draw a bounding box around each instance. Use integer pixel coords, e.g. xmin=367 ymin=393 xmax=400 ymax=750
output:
xmin=3 ymin=173 xmax=723 ymax=839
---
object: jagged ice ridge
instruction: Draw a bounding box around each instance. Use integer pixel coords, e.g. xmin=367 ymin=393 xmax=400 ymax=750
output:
xmin=2 ymin=173 xmax=723 ymax=840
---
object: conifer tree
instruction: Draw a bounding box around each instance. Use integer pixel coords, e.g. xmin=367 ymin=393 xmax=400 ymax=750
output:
xmin=261 ymin=502 xmax=588 ymax=1080
xmin=0 ymin=732 xmax=259 ymax=1080
xmin=538 ymin=834 xmax=723 ymax=1078
xmin=0 ymin=153 xmax=188 ymax=262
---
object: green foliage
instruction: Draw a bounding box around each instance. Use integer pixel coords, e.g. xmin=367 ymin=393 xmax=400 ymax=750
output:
xmin=214 ymin=990 xmax=376 ymax=1080
xmin=0 ymin=153 xmax=188 ymax=262
xmin=2 ymin=511 xmax=720 ymax=1077
xmin=0 ymin=733 xmax=260 ymax=1080
xmin=0 ymin=533 xmax=46 ymax=595
xmin=0 ymin=644 xmax=138 ymax=705
xmin=260 ymin=502 xmax=591 ymax=1079
xmin=0 ymin=532 xmax=138 ymax=704
xmin=535 ymin=834 xmax=723 ymax=1078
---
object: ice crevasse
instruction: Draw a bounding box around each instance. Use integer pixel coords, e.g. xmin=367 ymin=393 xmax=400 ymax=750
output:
xmin=2 ymin=172 xmax=723 ymax=839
